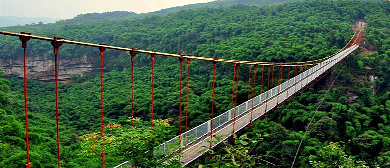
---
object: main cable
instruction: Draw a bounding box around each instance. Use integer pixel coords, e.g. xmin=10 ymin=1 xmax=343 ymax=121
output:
xmin=0 ymin=30 xmax=353 ymax=67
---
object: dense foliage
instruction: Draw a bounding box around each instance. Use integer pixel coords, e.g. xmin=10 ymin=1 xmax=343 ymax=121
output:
xmin=1 ymin=0 xmax=390 ymax=167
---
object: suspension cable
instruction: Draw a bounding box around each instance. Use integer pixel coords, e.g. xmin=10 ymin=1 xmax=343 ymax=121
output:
xmin=287 ymin=66 xmax=291 ymax=103
xmin=261 ymin=65 xmax=265 ymax=93
xmin=278 ymin=65 xmax=283 ymax=85
xmin=178 ymin=57 xmax=184 ymax=145
xmin=294 ymin=65 xmax=298 ymax=77
xmin=247 ymin=65 xmax=252 ymax=125
xmin=130 ymin=50 xmax=137 ymax=127
xmin=232 ymin=64 xmax=240 ymax=139
xmin=250 ymin=65 xmax=258 ymax=126
xmin=150 ymin=54 xmax=156 ymax=134
xmin=20 ymin=33 xmax=31 ymax=168
xmin=231 ymin=64 xmax=237 ymax=109
xmin=247 ymin=65 xmax=252 ymax=101
xmin=300 ymin=63 xmax=305 ymax=92
xmin=229 ymin=63 xmax=237 ymax=139
xmin=51 ymin=38 xmax=63 ymax=168
xmin=209 ymin=61 xmax=217 ymax=149
xmin=276 ymin=65 xmax=283 ymax=107
xmin=185 ymin=58 xmax=191 ymax=132
xmin=271 ymin=64 xmax=275 ymax=88
xmin=265 ymin=66 xmax=271 ymax=118
xmin=294 ymin=65 xmax=298 ymax=97
xmin=99 ymin=46 xmax=106 ymax=168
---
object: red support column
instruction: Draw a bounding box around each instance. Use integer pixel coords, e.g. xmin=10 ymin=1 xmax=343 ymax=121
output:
xmin=130 ymin=50 xmax=137 ymax=127
xmin=99 ymin=45 xmax=106 ymax=168
xmin=185 ymin=59 xmax=191 ymax=132
xmin=19 ymin=32 xmax=31 ymax=168
xmin=51 ymin=37 xmax=63 ymax=168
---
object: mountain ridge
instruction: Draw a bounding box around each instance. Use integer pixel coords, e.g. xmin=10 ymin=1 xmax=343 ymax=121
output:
xmin=0 ymin=16 xmax=58 ymax=27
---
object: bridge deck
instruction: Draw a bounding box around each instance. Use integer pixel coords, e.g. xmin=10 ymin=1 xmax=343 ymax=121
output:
xmin=157 ymin=44 xmax=359 ymax=166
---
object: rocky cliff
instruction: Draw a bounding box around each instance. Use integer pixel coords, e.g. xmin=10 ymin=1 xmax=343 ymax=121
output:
xmin=0 ymin=55 xmax=97 ymax=82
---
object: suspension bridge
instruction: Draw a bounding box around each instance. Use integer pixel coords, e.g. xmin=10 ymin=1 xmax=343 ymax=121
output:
xmin=0 ymin=23 xmax=362 ymax=167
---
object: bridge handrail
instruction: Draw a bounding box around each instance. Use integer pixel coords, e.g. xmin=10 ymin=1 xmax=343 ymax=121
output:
xmin=179 ymin=44 xmax=358 ymax=166
xmin=156 ymin=45 xmax=356 ymax=155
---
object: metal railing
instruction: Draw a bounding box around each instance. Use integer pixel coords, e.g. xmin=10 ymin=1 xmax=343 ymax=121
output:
xmin=155 ymin=44 xmax=359 ymax=166
xmin=113 ymin=161 xmax=132 ymax=168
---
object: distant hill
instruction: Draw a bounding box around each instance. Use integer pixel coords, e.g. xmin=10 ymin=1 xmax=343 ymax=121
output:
xmin=152 ymin=0 xmax=304 ymax=15
xmin=0 ymin=16 xmax=58 ymax=27
xmin=54 ymin=0 xmax=306 ymax=24
xmin=119 ymin=0 xmax=305 ymax=21
xmin=55 ymin=11 xmax=137 ymax=25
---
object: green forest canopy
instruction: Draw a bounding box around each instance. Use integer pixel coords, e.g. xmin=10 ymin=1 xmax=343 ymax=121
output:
xmin=1 ymin=0 xmax=390 ymax=167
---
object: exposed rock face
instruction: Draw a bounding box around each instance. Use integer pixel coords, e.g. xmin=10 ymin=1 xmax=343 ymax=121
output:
xmin=0 ymin=55 xmax=97 ymax=82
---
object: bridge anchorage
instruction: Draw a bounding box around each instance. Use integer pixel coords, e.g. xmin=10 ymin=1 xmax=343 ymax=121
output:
xmin=0 ymin=28 xmax=362 ymax=167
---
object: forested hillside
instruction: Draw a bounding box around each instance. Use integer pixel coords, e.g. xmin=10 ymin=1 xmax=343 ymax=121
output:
xmin=1 ymin=0 xmax=390 ymax=167
xmin=0 ymin=0 xmax=303 ymax=34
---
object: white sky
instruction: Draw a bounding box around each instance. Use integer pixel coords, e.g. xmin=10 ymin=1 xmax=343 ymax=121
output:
xmin=0 ymin=0 xmax=215 ymax=19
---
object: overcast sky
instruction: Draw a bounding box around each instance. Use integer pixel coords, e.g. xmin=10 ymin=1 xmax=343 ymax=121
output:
xmin=0 ymin=0 xmax=215 ymax=19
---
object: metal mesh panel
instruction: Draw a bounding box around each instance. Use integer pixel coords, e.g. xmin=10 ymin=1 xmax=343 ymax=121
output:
xmin=296 ymin=81 xmax=302 ymax=91
xmin=261 ymin=93 xmax=266 ymax=103
xmin=256 ymin=104 xmax=265 ymax=119
xmin=165 ymin=138 xmax=178 ymax=152
xmin=277 ymin=93 xmax=283 ymax=104
xmin=197 ymin=121 xmax=209 ymax=139
xmin=267 ymin=97 xmax=277 ymax=111
xmin=288 ymin=79 xmax=293 ymax=87
xmin=212 ymin=116 xmax=220 ymax=130
xmin=219 ymin=112 xmax=229 ymax=127
xmin=184 ymin=128 xmax=197 ymax=145
xmin=254 ymin=95 xmax=260 ymax=107
xmin=288 ymin=87 xmax=295 ymax=97
xmin=231 ymin=108 xmax=236 ymax=120
xmin=238 ymin=103 xmax=246 ymax=115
